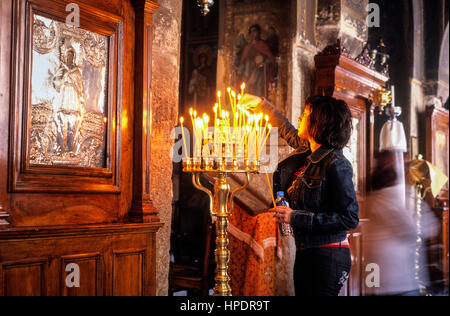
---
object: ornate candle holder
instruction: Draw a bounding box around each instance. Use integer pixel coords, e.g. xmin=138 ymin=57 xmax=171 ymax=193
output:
xmin=179 ymin=84 xmax=270 ymax=296
xmin=183 ymin=159 xmax=259 ymax=296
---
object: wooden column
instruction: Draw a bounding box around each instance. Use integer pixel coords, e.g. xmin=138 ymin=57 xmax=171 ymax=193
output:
xmin=129 ymin=0 xmax=160 ymax=223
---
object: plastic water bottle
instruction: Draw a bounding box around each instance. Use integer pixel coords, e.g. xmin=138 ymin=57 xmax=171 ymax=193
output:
xmin=276 ymin=191 xmax=293 ymax=236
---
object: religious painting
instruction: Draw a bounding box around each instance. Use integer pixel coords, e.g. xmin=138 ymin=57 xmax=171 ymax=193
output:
xmin=184 ymin=42 xmax=217 ymax=113
xmin=186 ymin=43 xmax=217 ymax=113
xmin=232 ymin=24 xmax=279 ymax=100
xmin=221 ymin=0 xmax=290 ymax=111
xmin=29 ymin=13 xmax=108 ymax=168
xmin=9 ymin=0 xmax=122 ymax=193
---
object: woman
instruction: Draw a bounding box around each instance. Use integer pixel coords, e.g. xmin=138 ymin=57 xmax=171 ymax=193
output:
xmin=243 ymin=95 xmax=359 ymax=296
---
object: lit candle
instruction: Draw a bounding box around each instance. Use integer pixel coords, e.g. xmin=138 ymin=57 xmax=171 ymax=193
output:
xmin=213 ymin=104 xmax=218 ymax=157
xmin=189 ymin=107 xmax=195 ymax=128
xmin=255 ymin=115 xmax=261 ymax=160
xmin=203 ymin=114 xmax=210 ymax=160
xmin=189 ymin=108 xmax=198 ymax=159
xmin=217 ymin=91 xmax=222 ymax=117
xmin=232 ymin=135 xmax=237 ymax=161
xmin=261 ymin=124 xmax=272 ymax=149
xmin=195 ymin=118 xmax=202 ymax=160
xmin=244 ymin=125 xmax=249 ymax=162
xmin=231 ymin=91 xmax=237 ymax=113
xmin=259 ymin=115 xmax=269 ymax=152
xmin=180 ymin=117 xmax=188 ymax=159
xmin=234 ymin=111 xmax=239 ymax=140
xmin=227 ymin=87 xmax=234 ymax=113
xmin=240 ymin=82 xmax=246 ymax=98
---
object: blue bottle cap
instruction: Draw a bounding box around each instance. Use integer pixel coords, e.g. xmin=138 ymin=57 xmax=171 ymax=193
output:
xmin=276 ymin=191 xmax=284 ymax=198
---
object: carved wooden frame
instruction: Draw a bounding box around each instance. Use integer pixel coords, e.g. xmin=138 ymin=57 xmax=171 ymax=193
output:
xmin=8 ymin=0 xmax=123 ymax=193
xmin=426 ymin=105 xmax=449 ymax=198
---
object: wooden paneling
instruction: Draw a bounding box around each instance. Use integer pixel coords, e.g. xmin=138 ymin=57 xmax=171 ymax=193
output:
xmin=2 ymin=259 xmax=48 ymax=296
xmin=0 ymin=223 xmax=161 ymax=296
xmin=112 ymin=250 xmax=145 ymax=296
xmin=61 ymin=253 xmax=103 ymax=296
xmin=0 ymin=0 xmax=162 ymax=296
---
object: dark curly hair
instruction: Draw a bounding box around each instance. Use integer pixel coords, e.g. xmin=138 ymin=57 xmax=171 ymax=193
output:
xmin=305 ymin=96 xmax=353 ymax=150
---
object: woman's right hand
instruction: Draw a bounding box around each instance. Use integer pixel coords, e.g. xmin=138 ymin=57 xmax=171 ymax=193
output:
xmin=241 ymin=94 xmax=263 ymax=113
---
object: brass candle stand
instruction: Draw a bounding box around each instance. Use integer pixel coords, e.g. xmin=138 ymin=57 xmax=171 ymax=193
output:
xmin=179 ymin=84 xmax=270 ymax=296
xmin=183 ymin=159 xmax=259 ymax=296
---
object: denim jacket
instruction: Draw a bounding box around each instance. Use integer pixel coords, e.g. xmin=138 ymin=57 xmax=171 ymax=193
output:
xmin=261 ymin=100 xmax=360 ymax=249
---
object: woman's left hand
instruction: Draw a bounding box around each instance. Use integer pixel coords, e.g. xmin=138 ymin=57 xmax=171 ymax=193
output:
xmin=270 ymin=206 xmax=294 ymax=224
xmin=240 ymin=94 xmax=263 ymax=113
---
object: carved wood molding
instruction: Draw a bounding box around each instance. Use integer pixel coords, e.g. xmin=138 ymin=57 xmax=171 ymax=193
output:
xmin=8 ymin=0 xmax=123 ymax=193
xmin=316 ymin=39 xmax=351 ymax=58
xmin=0 ymin=205 xmax=10 ymax=228
xmin=131 ymin=0 xmax=159 ymax=13
xmin=318 ymin=39 xmax=390 ymax=77
xmin=129 ymin=0 xmax=160 ymax=223
xmin=0 ymin=222 xmax=162 ymax=240
xmin=425 ymin=104 xmax=449 ymax=206
xmin=314 ymin=45 xmax=389 ymax=99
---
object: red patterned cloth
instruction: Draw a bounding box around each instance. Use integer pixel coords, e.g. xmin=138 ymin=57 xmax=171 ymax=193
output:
xmin=227 ymin=204 xmax=282 ymax=296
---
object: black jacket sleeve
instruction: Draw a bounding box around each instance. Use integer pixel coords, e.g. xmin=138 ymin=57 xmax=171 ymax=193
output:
xmin=259 ymin=99 xmax=309 ymax=151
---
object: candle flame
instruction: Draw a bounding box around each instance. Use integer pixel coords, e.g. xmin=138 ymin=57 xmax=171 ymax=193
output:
xmin=196 ymin=118 xmax=204 ymax=129
xmin=180 ymin=87 xmax=271 ymax=168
